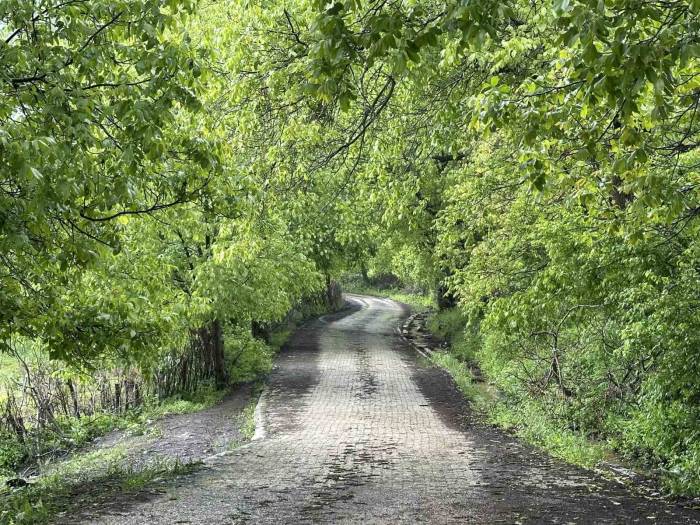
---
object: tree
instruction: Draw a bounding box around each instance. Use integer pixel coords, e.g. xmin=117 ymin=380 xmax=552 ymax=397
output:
xmin=0 ymin=0 xmax=216 ymax=356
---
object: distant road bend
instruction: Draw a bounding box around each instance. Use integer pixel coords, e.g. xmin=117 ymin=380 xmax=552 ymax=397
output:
xmin=84 ymin=294 xmax=700 ymax=524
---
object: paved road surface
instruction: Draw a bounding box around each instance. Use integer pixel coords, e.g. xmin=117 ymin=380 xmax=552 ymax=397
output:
xmin=87 ymin=295 xmax=700 ymax=524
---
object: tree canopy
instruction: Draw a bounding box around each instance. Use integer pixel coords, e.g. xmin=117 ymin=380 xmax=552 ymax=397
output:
xmin=2 ymin=0 xmax=700 ymax=494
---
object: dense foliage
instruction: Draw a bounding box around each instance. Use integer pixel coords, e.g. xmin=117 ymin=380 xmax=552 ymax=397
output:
xmin=2 ymin=0 xmax=700 ymax=496
xmin=0 ymin=0 xmax=339 ymax=479
xmin=229 ymin=0 xmax=700 ymax=493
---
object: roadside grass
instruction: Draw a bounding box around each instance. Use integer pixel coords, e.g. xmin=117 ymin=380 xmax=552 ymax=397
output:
xmin=0 ymin=382 xmax=230 ymax=495
xmin=268 ymin=327 xmax=292 ymax=351
xmin=227 ymin=383 xmax=264 ymax=451
xmin=425 ymin=308 xmax=465 ymax=340
xmin=424 ymin=308 xmax=610 ymax=470
xmin=239 ymin=395 xmax=258 ymax=441
xmin=0 ymin=412 xmax=125 ymax=483
xmin=0 ymin=348 xmax=265 ymax=478
xmin=1 ymin=378 xmax=269 ymax=525
xmin=429 ymin=352 xmax=481 ymax=402
xmin=487 ymin=400 xmax=608 ymax=467
xmin=146 ymin=384 xmax=228 ymax=421
xmin=0 ymin=445 xmax=200 ymax=525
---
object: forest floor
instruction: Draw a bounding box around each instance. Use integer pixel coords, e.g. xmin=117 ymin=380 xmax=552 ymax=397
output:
xmin=41 ymin=294 xmax=700 ymax=524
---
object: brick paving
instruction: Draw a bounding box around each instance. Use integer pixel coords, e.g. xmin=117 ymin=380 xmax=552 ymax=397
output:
xmin=88 ymin=295 xmax=700 ymax=524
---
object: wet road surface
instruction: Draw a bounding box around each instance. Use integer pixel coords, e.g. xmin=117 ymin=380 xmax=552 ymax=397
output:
xmin=86 ymin=295 xmax=700 ymax=524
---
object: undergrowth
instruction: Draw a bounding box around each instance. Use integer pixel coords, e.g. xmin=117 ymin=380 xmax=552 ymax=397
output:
xmin=0 ymin=383 xmax=226 ymax=482
xmin=0 ymin=445 xmax=200 ymax=525
xmin=426 ymin=308 xmax=610 ymax=470
xmin=0 ymin=381 xmax=254 ymax=524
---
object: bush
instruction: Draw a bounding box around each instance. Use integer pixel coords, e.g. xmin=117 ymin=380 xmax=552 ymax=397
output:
xmin=0 ymin=430 xmax=26 ymax=475
xmin=226 ymin=327 xmax=273 ymax=384
xmin=427 ymin=309 xmax=479 ymax=364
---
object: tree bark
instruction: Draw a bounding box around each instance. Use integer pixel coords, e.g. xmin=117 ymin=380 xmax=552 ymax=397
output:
xmin=67 ymin=378 xmax=80 ymax=418
xmin=211 ymin=319 xmax=226 ymax=388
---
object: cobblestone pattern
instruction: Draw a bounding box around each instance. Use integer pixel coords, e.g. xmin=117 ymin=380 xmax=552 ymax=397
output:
xmin=88 ymin=295 xmax=700 ymax=524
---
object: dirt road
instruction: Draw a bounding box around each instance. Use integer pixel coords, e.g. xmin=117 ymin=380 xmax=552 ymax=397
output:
xmin=80 ymin=294 xmax=700 ymax=524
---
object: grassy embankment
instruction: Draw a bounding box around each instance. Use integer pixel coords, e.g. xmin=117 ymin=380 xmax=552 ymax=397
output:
xmin=425 ymin=308 xmax=609 ymax=468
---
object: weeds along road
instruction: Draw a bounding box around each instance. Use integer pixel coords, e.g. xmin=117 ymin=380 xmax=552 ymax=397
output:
xmin=72 ymin=295 xmax=700 ymax=524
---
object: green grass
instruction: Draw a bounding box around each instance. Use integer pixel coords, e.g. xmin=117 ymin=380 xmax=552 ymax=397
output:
xmin=0 ymin=378 xmax=265 ymax=524
xmin=426 ymin=308 xmax=467 ymax=341
xmin=425 ymin=307 xmax=610 ymax=470
xmin=228 ymin=382 xmax=264 ymax=450
xmin=426 ymin=309 xmax=479 ymax=364
xmin=228 ymin=383 xmax=262 ymax=450
xmin=0 ymin=380 xmax=227 ymax=480
xmin=239 ymin=397 xmax=257 ymax=441
xmin=0 ymin=412 xmax=125 ymax=480
xmin=429 ymin=352 xmax=479 ymax=400
xmin=268 ymin=327 xmax=292 ymax=352
xmin=0 ymin=354 xmax=21 ymax=382
xmin=0 ymin=445 xmax=200 ymax=525
xmin=145 ymin=385 xmax=227 ymax=420
xmin=488 ymin=400 xmax=608 ymax=467
xmin=0 ymin=383 xmax=227 ymax=524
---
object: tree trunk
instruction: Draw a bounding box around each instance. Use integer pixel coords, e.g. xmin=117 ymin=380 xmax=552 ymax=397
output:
xmin=114 ymin=382 xmax=121 ymax=413
xmin=325 ymin=273 xmax=333 ymax=307
xmin=360 ymin=263 xmax=369 ymax=284
xmin=67 ymin=379 xmax=80 ymax=418
xmin=211 ymin=319 xmax=226 ymax=388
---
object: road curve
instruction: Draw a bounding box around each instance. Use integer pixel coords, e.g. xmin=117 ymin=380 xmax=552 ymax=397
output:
xmin=87 ymin=294 xmax=700 ymax=524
